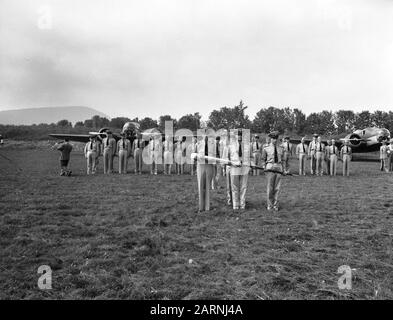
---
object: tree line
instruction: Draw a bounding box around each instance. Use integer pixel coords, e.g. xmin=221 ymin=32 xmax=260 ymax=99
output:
xmin=1 ymin=100 xmax=393 ymax=140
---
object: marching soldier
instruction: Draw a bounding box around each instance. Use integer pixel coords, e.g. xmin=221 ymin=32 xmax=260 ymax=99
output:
xmin=324 ymin=139 xmax=332 ymax=175
xmin=55 ymin=138 xmax=73 ymax=176
xmin=132 ymin=133 xmax=143 ymax=174
xmin=163 ymin=135 xmax=173 ymax=175
xmin=84 ymin=135 xmax=100 ymax=175
xmin=251 ymin=135 xmax=262 ymax=176
xmin=295 ymin=137 xmax=308 ymax=175
xmin=315 ymin=136 xmax=325 ymax=176
xmin=117 ymin=134 xmax=131 ymax=174
xmin=340 ymin=139 xmax=352 ymax=176
xmin=223 ymin=130 xmax=251 ymax=210
xmin=328 ymin=139 xmax=339 ymax=176
xmin=195 ymin=130 xmax=216 ymax=212
xmin=380 ymin=140 xmax=389 ymax=172
xmin=102 ymin=131 xmax=116 ymax=174
xmin=261 ymin=131 xmax=284 ymax=211
xmin=308 ymin=134 xmax=318 ymax=175
xmin=281 ymin=136 xmax=293 ymax=174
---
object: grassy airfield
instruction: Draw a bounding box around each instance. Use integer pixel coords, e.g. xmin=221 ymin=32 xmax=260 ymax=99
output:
xmin=0 ymin=142 xmax=392 ymax=299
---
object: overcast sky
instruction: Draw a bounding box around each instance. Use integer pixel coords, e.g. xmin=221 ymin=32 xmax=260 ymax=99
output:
xmin=0 ymin=0 xmax=392 ymax=120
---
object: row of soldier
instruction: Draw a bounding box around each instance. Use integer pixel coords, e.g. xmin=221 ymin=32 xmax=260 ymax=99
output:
xmin=54 ymin=130 xmax=356 ymax=178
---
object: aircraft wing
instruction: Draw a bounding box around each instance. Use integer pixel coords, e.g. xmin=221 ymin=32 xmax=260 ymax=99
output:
xmin=49 ymin=133 xmax=91 ymax=143
xmin=289 ymin=138 xmax=343 ymax=149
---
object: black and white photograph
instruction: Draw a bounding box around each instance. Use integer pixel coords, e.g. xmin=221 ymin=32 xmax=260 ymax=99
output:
xmin=0 ymin=0 xmax=392 ymax=303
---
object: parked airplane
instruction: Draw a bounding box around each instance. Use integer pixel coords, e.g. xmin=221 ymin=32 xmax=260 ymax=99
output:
xmin=290 ymin=127 xmax=390 ymax=153
xmin=49 ymin=122 xmax=140 ymax=143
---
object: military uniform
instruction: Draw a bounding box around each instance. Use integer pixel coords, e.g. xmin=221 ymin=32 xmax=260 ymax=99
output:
xmin=102 ymin=135 xmax=117 ymax=174
xmin=84 ymin=138 xmax=101 ymax=174
xmin=308 ymin=137 xmax=318 ymax=175
xmin=163 ymin=137 xmax=173 ymax=175
xmin=56 ymin=141 xmax=73 ymax=176
xmin=281 ymin=139 xmax=293 ymax=174
xmin=380 ymin=143 xmax=389 ymax=172
xmin=223 ymin=138 xmax=250 ymax=210
xmin=117 ymin=137 xmax=131 ymax=174
xmin=327 ymin=143 xmax=339 ymax=176
xmin=196 ymin=135 xmax=216 ymax=211
xmin=133 ymin=137 xmax=143 ymax=174
xmin=315 ymin=141 xmax=325 ymax=176
xmin=251 ymin=137 xmax=262 ymax=176
xmin=340 ymin=144 xmax=352 ymax=176
xmin=387 ymin=141 xmax=393 ymax=172
xmin=295 ymin=141 xmax=308 ymax=175
xmin=262 ymin=133 xmax=284 ymax=210
xmin=149 ymin=137 xmax=161 ymax=175
xmin=324 ymin=141 xmax=332 ymax=175
xmin=212 ymin=137 xmax=223 ymax=190
xmin=187 ymin=139 xmax=198 ymax=175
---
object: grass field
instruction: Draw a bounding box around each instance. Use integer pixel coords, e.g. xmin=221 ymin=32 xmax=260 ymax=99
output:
xmin=0 ymin=142 xmax=392 ymax=299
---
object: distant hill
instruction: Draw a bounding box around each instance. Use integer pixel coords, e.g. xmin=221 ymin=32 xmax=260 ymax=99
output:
xmin=0 ymin=106 xmax=110 ymax=125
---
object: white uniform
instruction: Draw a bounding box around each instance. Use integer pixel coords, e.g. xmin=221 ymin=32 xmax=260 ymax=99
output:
xmin=223 ymin=140 xmax=250 ymax=209
xmin=295 ymin=142 xmax=308 ymax=175
xmin=117 ymin=138 xmax=131 ymax=174
xmin=133 ymin=138 xmax=143 ymax=174
xmin=327 ymin=144 xmax=338 ymax=176
xmin=84 ymin=140 xmax=101 ymax=174
xmin=251 ymin=140 xmax=262 ymax=175
xmin=262 ymin=143 xmax=284 ymax=209
xmin=340 ymin=145 xmax=352 ymax=176
xmin=308 ymin=140 xmax=317 ymax=175
xmin=196 ymin=136 xmax=216 ymax=211
xmin=102 ymin=137 xmax=116 ymax=174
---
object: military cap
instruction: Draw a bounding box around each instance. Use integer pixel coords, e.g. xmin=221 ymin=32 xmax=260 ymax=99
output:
xmin=268 ymin=131 xmax=279 ymax=139
xmin=285 ymin=136 xmax=290 ymax=140
xmin=313 ymin=133 xmax=319 ymax=138
xmin=255 ymin=135 xmax=260 ymax=139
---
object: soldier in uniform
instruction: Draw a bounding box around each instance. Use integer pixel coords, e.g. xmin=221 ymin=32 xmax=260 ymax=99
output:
xmin=187 ymin=136 xmax=198 ymax=175
xmin=295 ymin=137 xmax=308 ymax=175
xmin=55 ymin=138 xmax=73 ymax=176
xmin=308 ymin=134 xmax=318 ymax=175
xmin=261 ymin=131 xmax=284 ymax=211
xmin=212 ymin=136 xmax=222 ymax=190
xmin=117 ymin=134 xmax=132 ymax=174
xmin=315 ymin=136 xmax=325 ymax=176
xmin=324 ymin=139 xmax=332 ymax=176
xmin=163 ymin=135 xmax=173 ymax=175
xmin=84 ymin=135 xmax=100 ymax=175
xmin=175 ymin=136 xmax=183 ymax=175
xmin=251 ymin=135 xmax=262 ymax=176
xmin=281 ymin=136 xmax=293 ymax=175
xmin=223 ymin=130 xmax=250 ymax=210
xmin=149 ymin=135 xmax=161 ymax=175
xmin=387 ymin=139 xmax=393 ymax=172
xmin=328 ymin=139 xmax=339 ymax=176
xmin=340 ymin=139 xmax=352 ymax=176
xmin=133 ymin=133 xmax=143 ymax=174
xmin=102 ymin=131 xmax=116 ymax=174
xmin=380 ymin=140 xmax=389 ymax=172
xmin=195 ymin=129 xmax=216 ymax=212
